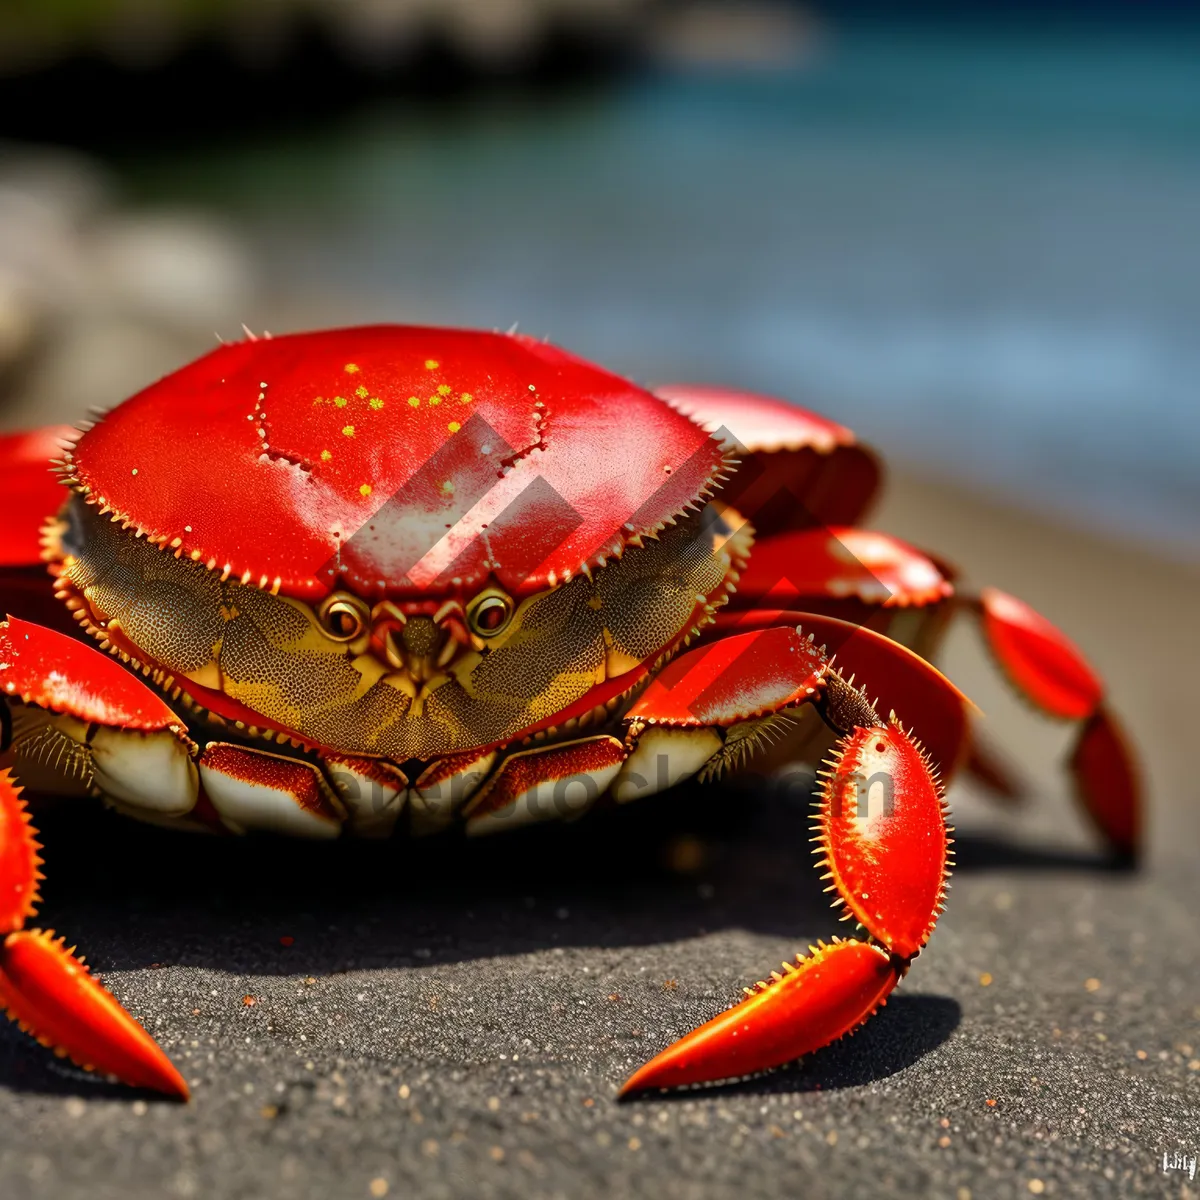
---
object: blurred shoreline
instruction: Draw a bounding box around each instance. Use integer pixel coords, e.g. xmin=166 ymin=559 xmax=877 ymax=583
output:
xmin=1 ymin=12 xmax=1195 ymax=564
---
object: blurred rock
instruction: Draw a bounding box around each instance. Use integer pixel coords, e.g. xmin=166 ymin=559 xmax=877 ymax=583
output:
xmin=0 ymin=149 xmax=105 ymax=383
xmin=646 ymin=2 xmax=821 ymax=70
xmin=0 ymin=269 xmax=38 ymax=376
xmin=0 ymin=0 xmax=656 ymax=77
xmin=0 ymin=147 xmax=257 ymax=428
xmin=89 ymin=212 xmax=254 ymax=331
xmin=11 ymin=316 xmax=202 ymax=428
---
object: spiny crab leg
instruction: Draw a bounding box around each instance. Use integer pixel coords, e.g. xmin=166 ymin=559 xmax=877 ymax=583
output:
xmin=620 ymin=939 xmax=902 ymax=1096
xmin=0 ymin=770 xmax=189 ymax=1097
xmin=620 ymin=615 xmax=954 ymax=1096
xmin=0 ymin=617 xmax=191 ymax=1097
xmin=971 ymin=588 xmax=1141 ymax=861
xmin=728 ymin=524 xmax=1142 ymax=860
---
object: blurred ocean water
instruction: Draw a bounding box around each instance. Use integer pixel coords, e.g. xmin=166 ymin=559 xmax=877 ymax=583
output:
xmin=126 ymin=22 xmax=1200 ymax=558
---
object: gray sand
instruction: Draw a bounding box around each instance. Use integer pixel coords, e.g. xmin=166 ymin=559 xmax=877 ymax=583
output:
xmin=0 ymin=473 xmax=1197 ymax=1200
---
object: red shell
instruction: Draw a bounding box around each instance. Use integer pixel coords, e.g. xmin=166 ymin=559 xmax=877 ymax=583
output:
xmin=69 ymin=327 xmax=725 ymax=601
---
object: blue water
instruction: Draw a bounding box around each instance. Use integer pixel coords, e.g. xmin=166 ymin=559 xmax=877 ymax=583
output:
xmin=132 ymin=22 xmax=1200 ymax=558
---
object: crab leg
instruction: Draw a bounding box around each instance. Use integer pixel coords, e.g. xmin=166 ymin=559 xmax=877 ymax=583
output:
xmin=0 ymin=617 xmax=191 ymax=1097
xmin=615 ymin=617 xmax=955 ymax=1095
xmin=0 ymin=427 xmax=76 ymax=569
xmin=729 ymin=528 xmax=1142 ymax=859
xmin=653 ymin=377 xmax=1143 ymax=859
xmin=708 ymin=608 xmax=972 ymax=785
xmin=0 ymin=427 xmax=80 ymax=630
xmin=653 ymin=384 xmax=882 ymax=532
xmin=969 ymin=587 xmax=1140 ymax=860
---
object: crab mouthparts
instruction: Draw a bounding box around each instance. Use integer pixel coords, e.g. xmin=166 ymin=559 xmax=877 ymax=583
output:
xmin=387 ymin=616 xmax=457 ymax=682
xmin=370 ymin=601 xmax=470 ymax=684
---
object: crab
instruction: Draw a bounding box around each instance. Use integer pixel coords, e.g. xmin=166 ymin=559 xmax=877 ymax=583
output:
xmin=0 ymin=326 xmax=1139 ymax=1100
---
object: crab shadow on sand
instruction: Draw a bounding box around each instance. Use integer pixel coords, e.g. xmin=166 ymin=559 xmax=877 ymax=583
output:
xmin=0 ymin=774 xmax=1124 ymax=1100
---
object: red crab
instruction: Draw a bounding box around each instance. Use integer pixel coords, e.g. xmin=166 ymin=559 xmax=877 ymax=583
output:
xmin=0 ymin=326 xmax=1139 ymax=1100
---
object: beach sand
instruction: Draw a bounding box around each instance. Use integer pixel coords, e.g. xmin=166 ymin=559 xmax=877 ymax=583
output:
xmin=0 ymin=466 xmax=1195 ymax=1199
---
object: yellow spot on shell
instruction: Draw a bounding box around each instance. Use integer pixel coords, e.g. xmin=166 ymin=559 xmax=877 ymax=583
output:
xmin=429 ymin=395 xmax=441 ymax=406
xmin=333 ymin=396 xmax=347 ymax=408
xmin=369 ymin=397 xmax=384 ymax=410
xmin=425 ymin=359 xmax=439 ymax=370
xmin=447 ymin=421 xmax=461 ymax=433
xmin=320 ymin=449 xmax=332 ymax=461
xmin=437 ymin=384 xmax=452 ymax=396
xmin=342 ymin=425 xmax=356 ymax=438
xmin=440 ymin=480 xmax=455 ymax=495
xmin=359 ymin=484 xmax=373 ymax=497
xmin=460 ymin=392 xmax=473 ymax=404
xmin=407 ymin=396 xmax=420 ymax=408
xmin=344 ymin=363 xmax=360 ymax=374
xmin=312 ymin=396 xmax=324 ymax=406
xmin=355 ymin=386 xmax=369 ymax=399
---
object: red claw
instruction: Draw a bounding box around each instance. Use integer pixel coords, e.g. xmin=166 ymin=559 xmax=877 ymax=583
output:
xmin=0 ymin=930 xmax=189 ymax=1098
xmin=0 ymin=770 xmax=42 ymax=934
xmin=620 ymin=940 xmax=900 ymax=1096
xmin=712 ymin=610 xmax=972 ymax=780
xmin=817 ymin=723 xmax=949 ymax=960
xmin=0 ymin=771 xmax=188 ymax=1098
xmin=626 ymin=625 xmax=828 ymax=727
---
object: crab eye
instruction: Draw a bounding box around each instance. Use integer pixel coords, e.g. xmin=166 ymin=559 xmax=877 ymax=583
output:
xmin=318 ymin=594 xmax=369 ymax=642
xmin=468 ymin=589 xmax=514 ymax=638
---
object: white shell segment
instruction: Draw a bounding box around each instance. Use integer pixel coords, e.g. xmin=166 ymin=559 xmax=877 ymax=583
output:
xmin=199 ymin=745 xmax=343 ymax=839
xmin=409 ymin=749 xmax=496 ymax=836
xmin=324 ymin=755 xmax=409 ymax=838
xmin=465 ymin=741 xmax=625 ymax=837
xmin=612 ymin=727 xmax=722 ymax=804
xmin=91 ymin=727 xmax=199 ymax=816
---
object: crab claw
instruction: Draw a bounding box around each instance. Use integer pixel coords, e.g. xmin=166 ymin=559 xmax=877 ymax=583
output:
xmin=976 ymin=587 xmax=1141 ymax=860
xmin=815 ymin=721 xmax=950 ymax=959
xmin=0 ymin=930 xmax=190 ymax=1098
xmin=0 ymin=771 xmax=188 ymax=1098
xmin=622 ymin=720 xmax=948 ymax=1095
xmin=620 ymin=940 xmax=900 ymax=1096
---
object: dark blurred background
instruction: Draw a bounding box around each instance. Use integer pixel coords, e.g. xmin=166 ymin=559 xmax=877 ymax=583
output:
xmin=2 ymin=11 xmax=1199 ymax=1197
xmin=0 ymin=0 xmax=1196 ymax=561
